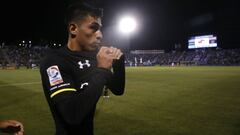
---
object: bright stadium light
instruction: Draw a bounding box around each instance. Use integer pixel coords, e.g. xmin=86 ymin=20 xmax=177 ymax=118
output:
xmin=118 ymin=16 xmax=137 ymax=34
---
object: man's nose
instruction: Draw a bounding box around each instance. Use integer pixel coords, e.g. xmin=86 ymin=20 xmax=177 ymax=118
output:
xmin=96 ymin=31 xmax=103 ymax=40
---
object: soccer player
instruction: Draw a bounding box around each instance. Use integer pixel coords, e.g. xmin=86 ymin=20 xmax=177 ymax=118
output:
xmin=0 ymin=120 xmax=24 ymax=135
xmin=40 ymin=2 xmax=125 ymax=135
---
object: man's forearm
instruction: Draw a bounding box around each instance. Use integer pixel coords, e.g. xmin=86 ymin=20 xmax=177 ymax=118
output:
xmin=54 ymin=68 xmax=112 ymax=125
xmin=107 ymin=55 xmax=125 ymax=95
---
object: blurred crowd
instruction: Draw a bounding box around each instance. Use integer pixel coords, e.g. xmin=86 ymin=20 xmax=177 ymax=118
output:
xmin=0 ymin=46 xmax=48 ymax=69
xmin=0 ymin=46 xmax=240 ymax=69
xmin=125 ymin=48 xmax=240 ymax=66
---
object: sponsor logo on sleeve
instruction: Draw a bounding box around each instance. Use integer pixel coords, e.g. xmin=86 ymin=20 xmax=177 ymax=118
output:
xmin=47 ymin=65 xmax=63 ymax=86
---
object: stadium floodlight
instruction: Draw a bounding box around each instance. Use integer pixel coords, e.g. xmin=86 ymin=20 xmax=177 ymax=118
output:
xmin=118 ymin=16 xmax=137 ymax=34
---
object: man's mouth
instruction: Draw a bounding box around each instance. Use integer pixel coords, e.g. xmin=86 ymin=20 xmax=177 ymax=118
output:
xmin=89 ymin=43 xmax=101 ymax=51
xmin=93 ymin=43 xmax=101 ymax=48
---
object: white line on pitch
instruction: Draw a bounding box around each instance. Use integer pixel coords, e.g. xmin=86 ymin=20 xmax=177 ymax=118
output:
xmin=0 ymin=82 xmax=41 ymax=87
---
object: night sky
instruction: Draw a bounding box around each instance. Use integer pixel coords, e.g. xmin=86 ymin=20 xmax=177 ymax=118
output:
xmin=0 ymin=0 xmax=239 ymax=51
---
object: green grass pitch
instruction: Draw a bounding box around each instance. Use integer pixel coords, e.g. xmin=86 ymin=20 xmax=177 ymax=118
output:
xmin=0 ymin=66 xmax=240 ymax=135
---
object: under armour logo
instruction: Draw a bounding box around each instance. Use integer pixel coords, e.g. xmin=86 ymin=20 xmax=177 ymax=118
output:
xmin=78 ymin=60 xmax=91 ymax=69
xmin=80 ymin=82 xmax=89 ymax=89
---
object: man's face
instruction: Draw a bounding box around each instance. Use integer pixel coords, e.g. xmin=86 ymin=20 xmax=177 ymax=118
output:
xmin=74 ymin=15 xmax=103 ymax=51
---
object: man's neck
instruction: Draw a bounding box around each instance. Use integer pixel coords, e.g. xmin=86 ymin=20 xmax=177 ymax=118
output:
xmin=67 ymin=39 xmax=82 ymax=52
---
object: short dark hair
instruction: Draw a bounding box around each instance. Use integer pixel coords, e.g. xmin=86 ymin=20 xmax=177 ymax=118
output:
xmin=65 ymin=2 xmax=103 ymax=25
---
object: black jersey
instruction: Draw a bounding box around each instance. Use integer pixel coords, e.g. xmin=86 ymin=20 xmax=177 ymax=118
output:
xmin=40 ymin=46 xmax=125 ymax=135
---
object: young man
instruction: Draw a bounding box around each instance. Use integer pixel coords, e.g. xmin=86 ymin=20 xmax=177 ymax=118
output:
xmin=40 ymin=2 xmax=125 ymax=135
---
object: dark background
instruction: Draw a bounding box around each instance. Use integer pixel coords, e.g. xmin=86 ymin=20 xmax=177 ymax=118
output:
xmin=0 ymin=0 xmax=239 ymax=51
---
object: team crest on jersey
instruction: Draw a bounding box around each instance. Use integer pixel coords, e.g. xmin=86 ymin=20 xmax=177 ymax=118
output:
xmin=78 ymin=60 xmax=91 ymax=69
xmin=47 ymin=65 xmax=63 ymax=86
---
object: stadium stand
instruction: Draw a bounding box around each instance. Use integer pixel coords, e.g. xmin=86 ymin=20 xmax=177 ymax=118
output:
xmin=0 ymin=46 xmax=47 ymax=69
xmin=0 ymin=45 xmax=240 ymax=69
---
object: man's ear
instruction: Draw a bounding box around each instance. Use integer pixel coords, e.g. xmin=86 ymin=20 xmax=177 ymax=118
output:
xmin=69 ymin=23 xmax=78 ymax=35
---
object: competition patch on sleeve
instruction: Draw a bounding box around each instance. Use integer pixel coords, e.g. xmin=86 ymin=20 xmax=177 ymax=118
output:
xmin=47 ymin=65 xmax=63 ymax=86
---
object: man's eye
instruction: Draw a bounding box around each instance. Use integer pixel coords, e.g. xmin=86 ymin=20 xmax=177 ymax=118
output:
xmin=89 ymin=24 xmax=100 ymax=32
